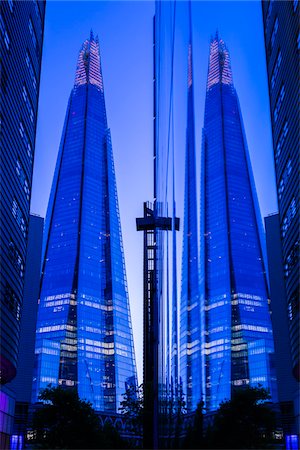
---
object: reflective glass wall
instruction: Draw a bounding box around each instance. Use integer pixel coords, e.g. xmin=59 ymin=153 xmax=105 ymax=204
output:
xmin=200 ymin=35 xmax=278 ymax=412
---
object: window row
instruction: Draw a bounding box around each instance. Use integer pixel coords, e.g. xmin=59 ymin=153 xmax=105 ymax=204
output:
xmin=22 ymin=85 xmax=34 ymax=122
xmin=3 ymin=283 xmax=21 ymax=321
xmin=11 ymin=198 xmax=27 ymax=238
xmin=16 ymin=158 xmax=30 ymax=200
xmin=0 ymin=13 xmax=10 ymax=50
xmin=275 ymin=120 xmax=288 ymax=163
xmin=26 ymin=51 xmax=37 ymax=92
xmin=270 ymin=17 xmax=278 ymax=50
xmin=284 ymin=240 xmax=299 ymax=278
xmin=32 ymin=0 xmax=43 ymax=37
xmin=8 ymin=239 xmax=24 ymax=278
xmin=19 ymin=121 xmax=33 ymax=161
xmin=265 ymin=0 xmax=275 ymax=35
xmin=293 ymin=0 xmax=299 ymax=13
xmin=288 ymin=290 xmax=299 ymax=322
xmin=271 ymin=50 xmax=282 ymax=90
xmin=28 ymin=17 xmax=38 ymax=53
xmin=278 ymin=159 xmax=292 ymax=201
xmin=282 ymin=197 xmax=297 ymax=238
xmin=7 ymin=0 xmax=13 ymax=13
xmin=274 ymin=84 xmax=285 ymax=123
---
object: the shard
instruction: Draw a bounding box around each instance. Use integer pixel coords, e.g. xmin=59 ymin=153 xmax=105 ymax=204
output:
xmin=179 ymin=29 xmax=202 ymax=413
xmin=32 ymin=32 xmax=137 ymax=413
xmin=200 ymin=34 xmax=278 ymax=411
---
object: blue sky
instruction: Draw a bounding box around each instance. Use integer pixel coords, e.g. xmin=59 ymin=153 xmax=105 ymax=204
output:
xmin=31 ymin=0 xmax=278 ymax=384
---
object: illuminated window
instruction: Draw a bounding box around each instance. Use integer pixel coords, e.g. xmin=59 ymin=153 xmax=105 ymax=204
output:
xmin=28 ymin=18 xmax=37 ymax=51
xmin=16 ymin=158 xmax=30 ymax=200
xmin=282 ymin=198 xmax=297 ymax=237
xmin=4 ymin=283 xmax=21 ymax=321
xmin=265 ymin=0 xmax=275 ymax=34
xmin=8 ymin=240 xmax=24 ymax=278
xmin=274 ymin=84 xmax=285 ymax=122
xmin=271 ymin=50 xmax=282 ymax=89
xmin=271 ymin=17 xmax=278 ymax=50
xmin=19 ymin=121 xmax=32 ymax=160
xmin=278 ymin=158 xmax=292 ymax=201
xmin=7 ymin=0 xmax=14 ymax=13
xmin=288 ymin=291 xmax=299 ymax=321
xmin=284 ymin=241 xmax=299 ymax=278
xmin=11 ymin=198 xmax=27 ymax=237
xmin=26 ymin=52 xmax=37 ymax=92
xmin=0 ymin=13 xmax=10 ymax=50
xmin=275 ymin=120 xmax=288 ymax=163
xmin=22 ymin=85 xmax=34 ymax=122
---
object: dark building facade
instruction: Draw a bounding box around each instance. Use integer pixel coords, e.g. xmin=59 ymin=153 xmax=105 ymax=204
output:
xmin=32 ymin=33 xmax=137 ymax=413
xmin=265 ymin=213 xmax=297 ymax=435
xmin=0 ymin=1 xmax=45 ymax=447
xmin=200 ymin=34 xmax=278 ymax=412
xmin=7 ymin=214 xmax=44 ymax=448
xmin=0 ymin=0 xmax=45 ymax=386
xmin=261 ymin=0 xmax=299 ymax=383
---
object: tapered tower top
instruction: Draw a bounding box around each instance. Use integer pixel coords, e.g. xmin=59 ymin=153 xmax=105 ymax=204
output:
xmin=74 ymin=31 xmax=104 ymax=91
xmin=207 ymin=33 xmax=233 ymax=90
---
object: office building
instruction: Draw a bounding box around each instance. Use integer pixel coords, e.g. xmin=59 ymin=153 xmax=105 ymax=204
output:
xmin=261 ymin=0 xmax=299 ymax=383
xmin=200 ymin=34 xmax=278 ymax=412
xmin=179 ymin=38 xmax=202 ymax=412
xmin=32 ymin=32 xmax=137 ymax=413
xmin=8 ymin=214 xmax=44 ymax=448
xmin=265 ymin=213 xmax=297 ymax=435
xmin=0 ymin=1 xmax=45 ymax=447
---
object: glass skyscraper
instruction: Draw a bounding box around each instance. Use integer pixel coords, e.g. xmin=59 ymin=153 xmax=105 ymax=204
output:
xmin=32 ymin=32 xmax=137 ymax=413
xmin=200 ymin=34 xmax=277 ymax=412
xmin=179 ymin=39 xmax=202 ymax=413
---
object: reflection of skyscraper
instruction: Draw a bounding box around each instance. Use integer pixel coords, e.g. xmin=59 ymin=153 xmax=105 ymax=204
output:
xmin=32 ymin=32 xmax=137 ymax=413
xmin=179 ymin=37 xmax=202 ymax=412
xmin=200 ymin=35 xmax=277 ymax=412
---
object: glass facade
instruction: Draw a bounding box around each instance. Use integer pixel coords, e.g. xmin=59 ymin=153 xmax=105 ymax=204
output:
xmin=180 ymin=42 xmax=202 ymax=413
xmin=262 ymin=0 xmax=299 ymax=383
xmin=200 ymin=35 xmax=277 ymax=412
xmin=0 ymin=0 xmax=45 ymax=387
xmin=32 ymin=33 xmax=137 ymax=413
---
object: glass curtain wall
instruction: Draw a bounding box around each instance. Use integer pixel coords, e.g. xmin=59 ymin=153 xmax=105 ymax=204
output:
xmin=200 ymin=35 xmax=278 ymax=412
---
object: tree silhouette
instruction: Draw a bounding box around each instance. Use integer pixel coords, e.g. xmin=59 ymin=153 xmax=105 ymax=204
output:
xmin=119 ymin=383 xmax=143 ymax=432
xmin=205 ymin=386 xmax=277 ymax=449
xmin=31 ymin=385 xmax=127 ymax=449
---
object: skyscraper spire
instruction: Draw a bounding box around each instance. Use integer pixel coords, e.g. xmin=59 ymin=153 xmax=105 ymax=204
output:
xmin=207 ymin=34 xmax=233 ymax=90
xmin=179 ymin=1 xmax=201 ymax=412
xmin=187 ymin=0 xmax=193 ymax=88
xmin=32 ymin=33 xmax=137 ymax=413
xmin=74 ymin=34 xmax=104 ymax=90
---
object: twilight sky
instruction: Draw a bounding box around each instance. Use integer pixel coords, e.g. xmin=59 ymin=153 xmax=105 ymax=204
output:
xmin=31 ymin=0 xmax=278 ymax=384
